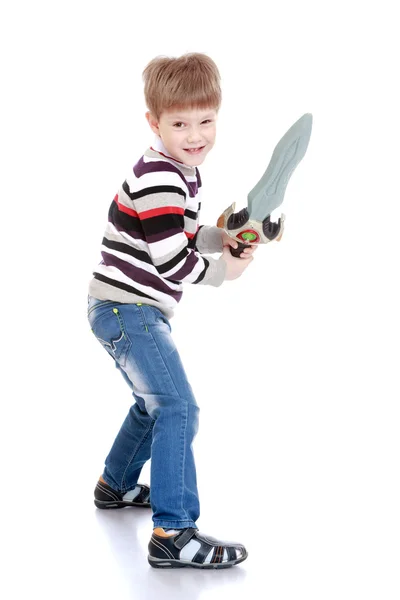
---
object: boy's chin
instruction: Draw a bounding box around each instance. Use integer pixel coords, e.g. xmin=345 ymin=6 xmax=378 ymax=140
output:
xmin=181 ymin=150 xmax=208 ymax=166
xmin=184 ymin=157 xmax=206 ymax=166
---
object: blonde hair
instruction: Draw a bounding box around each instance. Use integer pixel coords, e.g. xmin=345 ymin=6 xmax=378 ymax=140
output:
xmin=143 ymin=53 xmax=221 ymax=120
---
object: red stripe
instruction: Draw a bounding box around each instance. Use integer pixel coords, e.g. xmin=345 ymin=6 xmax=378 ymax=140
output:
xmin=185 ymin=224 xmax=199 ymax=240
xmin=114 ymin=194 xmax=138 ymax=218
xmin=139 ymin=206 xmax=185 ymax=220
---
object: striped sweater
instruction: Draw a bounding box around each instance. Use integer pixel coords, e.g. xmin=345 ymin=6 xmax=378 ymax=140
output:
xmin=89 ymin=137 xmax=226 ymax=318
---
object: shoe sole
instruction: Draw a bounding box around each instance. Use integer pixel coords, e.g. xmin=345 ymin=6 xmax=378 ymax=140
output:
xmin=94 ymin=499 xmax=150 ymax=509
xmin=147 ymin=553 xmax=248 ymax=569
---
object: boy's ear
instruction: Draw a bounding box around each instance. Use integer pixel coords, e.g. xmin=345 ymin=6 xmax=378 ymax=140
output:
xmin=145 ymin=111 xmax=161 ymax=136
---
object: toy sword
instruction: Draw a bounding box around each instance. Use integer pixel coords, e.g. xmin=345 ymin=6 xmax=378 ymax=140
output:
xmin=217 ymin=113 xmax=313 ymax=257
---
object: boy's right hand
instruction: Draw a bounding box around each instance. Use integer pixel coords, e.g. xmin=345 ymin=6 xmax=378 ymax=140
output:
xmin=220 ymin=245 xmax=254 ymax=281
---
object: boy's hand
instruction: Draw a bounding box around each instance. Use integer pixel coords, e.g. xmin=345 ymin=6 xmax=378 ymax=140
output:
xmin=220 ymin=245 xmax=254 ymax=281
xmin=221 ymin=230 xmax=258 ymax=258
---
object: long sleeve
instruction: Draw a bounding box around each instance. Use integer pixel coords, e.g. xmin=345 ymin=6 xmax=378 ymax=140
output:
xmin=128 ymin=180 xmax=226 ymax=287
xmin=194 ymin=225 xmax=224 ymax=254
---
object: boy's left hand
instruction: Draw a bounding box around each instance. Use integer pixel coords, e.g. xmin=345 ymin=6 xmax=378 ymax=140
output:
xmin=221 ymin=231 xmax=258 ymax=258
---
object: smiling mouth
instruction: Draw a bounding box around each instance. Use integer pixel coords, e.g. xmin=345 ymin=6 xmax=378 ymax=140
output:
xmin=184 ymin=146 xmax=205 ymax=153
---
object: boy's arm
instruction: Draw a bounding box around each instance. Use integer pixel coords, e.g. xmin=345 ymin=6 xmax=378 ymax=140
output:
xmin=125 ymin=182 xmax=226 ymax=287
xmin=193 ymin=225 xmax=224 ymax=254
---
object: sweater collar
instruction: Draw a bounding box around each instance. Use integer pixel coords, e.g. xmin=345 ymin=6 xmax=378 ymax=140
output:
xmin=150 ymin=136 xmax=197 ymax=174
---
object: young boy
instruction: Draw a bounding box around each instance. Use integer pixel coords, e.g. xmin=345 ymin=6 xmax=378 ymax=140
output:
xmin=88 ymin=53 xmax=256 ymax=569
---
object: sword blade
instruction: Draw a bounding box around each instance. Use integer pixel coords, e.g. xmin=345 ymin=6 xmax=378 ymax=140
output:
xmin=247 ymin=113 xmax=313 ymax=221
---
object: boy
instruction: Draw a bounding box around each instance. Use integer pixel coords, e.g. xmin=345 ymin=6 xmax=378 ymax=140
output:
xmin=88 ymin=53 xmax=256 ymax=569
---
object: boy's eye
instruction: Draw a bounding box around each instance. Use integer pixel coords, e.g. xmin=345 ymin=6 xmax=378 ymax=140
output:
xmin=172 ymin=120 xmax=213 ymax=128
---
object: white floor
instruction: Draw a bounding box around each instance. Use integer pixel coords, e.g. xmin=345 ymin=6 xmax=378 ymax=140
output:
xmin=6 ymin=364 xmax=400 ymax=600
xmin=9 ymin=472 xmax=400 ymax=600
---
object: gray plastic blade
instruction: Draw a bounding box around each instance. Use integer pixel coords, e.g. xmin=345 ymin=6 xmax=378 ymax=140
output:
xmin=247 ymin=113 xmax=313 ymax=221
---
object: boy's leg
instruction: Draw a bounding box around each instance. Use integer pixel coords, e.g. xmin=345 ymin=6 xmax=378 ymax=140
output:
xmin=89 ymin=300 xmax=200 ymax=528
xmin=88 ymin=298 xmax=154 ymax=499
xmin=102 ymin=365 xmax=155 ymax=494
xmin=120 ymin=304 xmax=200 ymax=528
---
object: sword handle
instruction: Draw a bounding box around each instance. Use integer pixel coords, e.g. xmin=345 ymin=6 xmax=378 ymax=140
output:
xmin=230 ymin=242 xmax=251 ymax=258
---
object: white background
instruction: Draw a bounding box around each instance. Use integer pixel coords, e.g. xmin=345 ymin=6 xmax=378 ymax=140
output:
xmin=1 ymin=1 xmax=399 ymax=599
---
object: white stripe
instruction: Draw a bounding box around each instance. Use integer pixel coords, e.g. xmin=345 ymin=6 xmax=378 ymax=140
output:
xmin=117 ymin=184 xmax=136 ymax=211
xmin=104 ymin=221 xmax=148 ymax=250
xmin=100 ymin=243 xmax=182 ymax=292
xmin=146 ymin=233 xmax=206 ymax=282
xmin=161 ymin=253 xmax=206 ymax=283
xmin=185 ymin=193 xmax=201 ymax=212
xmin=94 ymin=265 xmax=180 ymax=307
xmin=184 ymin=218 xmax=198 ymax=235
xmin=147 ymin=232 xmax=187 ymax=261
xmin=126 ymin=170 xmax=189 ymax=197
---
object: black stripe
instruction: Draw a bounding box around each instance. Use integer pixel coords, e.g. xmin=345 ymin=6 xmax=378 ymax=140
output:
xmin=93 ymin=273 xmax=156 ymax=300
xmin=141 ymin=212 xmax=184 ymax=236
xmin=193 ymin=257 xmax=209 ymax=283
xmin=187 ymin=236 xmax=197 ymax=250
xmin=156 ymin=247 xmax=189 ymax=274
xmin=109 ymin=201 xmax=143 ymax=235
xmin=122 ymin=180 xmax=186 ymax=201
xmin=185 ymin=209 xmax=197 ymax=220
xmin=109 ymin=200 xmax=186 ymax=238
xmin=191 ymin=225 xmax=202 ymax=250
xmin=102 ymin=237 xmax=153 ymax=265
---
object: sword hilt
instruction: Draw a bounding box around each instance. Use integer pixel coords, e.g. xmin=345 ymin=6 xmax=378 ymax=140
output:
xmin=230 ymin=242 xmax=251 ymax=258
xmin=217 ymin=202 xmax=284 ymax=253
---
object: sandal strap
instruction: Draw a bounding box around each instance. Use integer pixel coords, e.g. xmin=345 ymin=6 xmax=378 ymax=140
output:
xmin=134 ymin=485 xmax=150 ymax=504
xmin=186 ymin=530 xmax=239 ymax=565
xmin=192 ymin=543 xmax=212 ymax=564
xmin=174 ymin=528 xmax=197 ymax=549
xmin=226 ymin=546 xmax=237 ymax=562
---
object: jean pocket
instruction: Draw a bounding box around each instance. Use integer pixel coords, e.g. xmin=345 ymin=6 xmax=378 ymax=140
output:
xmin=91 ymin=306 xmax=132 ymax=367
xmin=87 ymin=298 xmax=114 ymax=318
xmin=157 ymin=315 xmax=172 ymax=333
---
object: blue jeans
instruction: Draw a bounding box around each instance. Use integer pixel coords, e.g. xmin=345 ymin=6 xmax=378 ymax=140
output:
xmin=87 ymin=297 xmax=200 ymax=529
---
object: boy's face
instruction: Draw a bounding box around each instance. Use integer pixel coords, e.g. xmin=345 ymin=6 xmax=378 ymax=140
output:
xmin=146 ymin=107 xmax=217 ymax=166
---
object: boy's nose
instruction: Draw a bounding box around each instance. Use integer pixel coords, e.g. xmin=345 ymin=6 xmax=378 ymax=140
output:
xmin=187 ymin=129 xmax=202 ymax=144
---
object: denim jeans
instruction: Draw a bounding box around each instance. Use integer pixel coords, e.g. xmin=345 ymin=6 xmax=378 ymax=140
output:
xmin=87 ymin=296 xmax=200 ymax=529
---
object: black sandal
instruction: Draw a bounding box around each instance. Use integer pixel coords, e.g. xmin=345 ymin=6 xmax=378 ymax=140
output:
xmin=94 ymin=479 xmax=150 ymax=509
xmin=148 ymin=527 xmax=248 ymax=569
